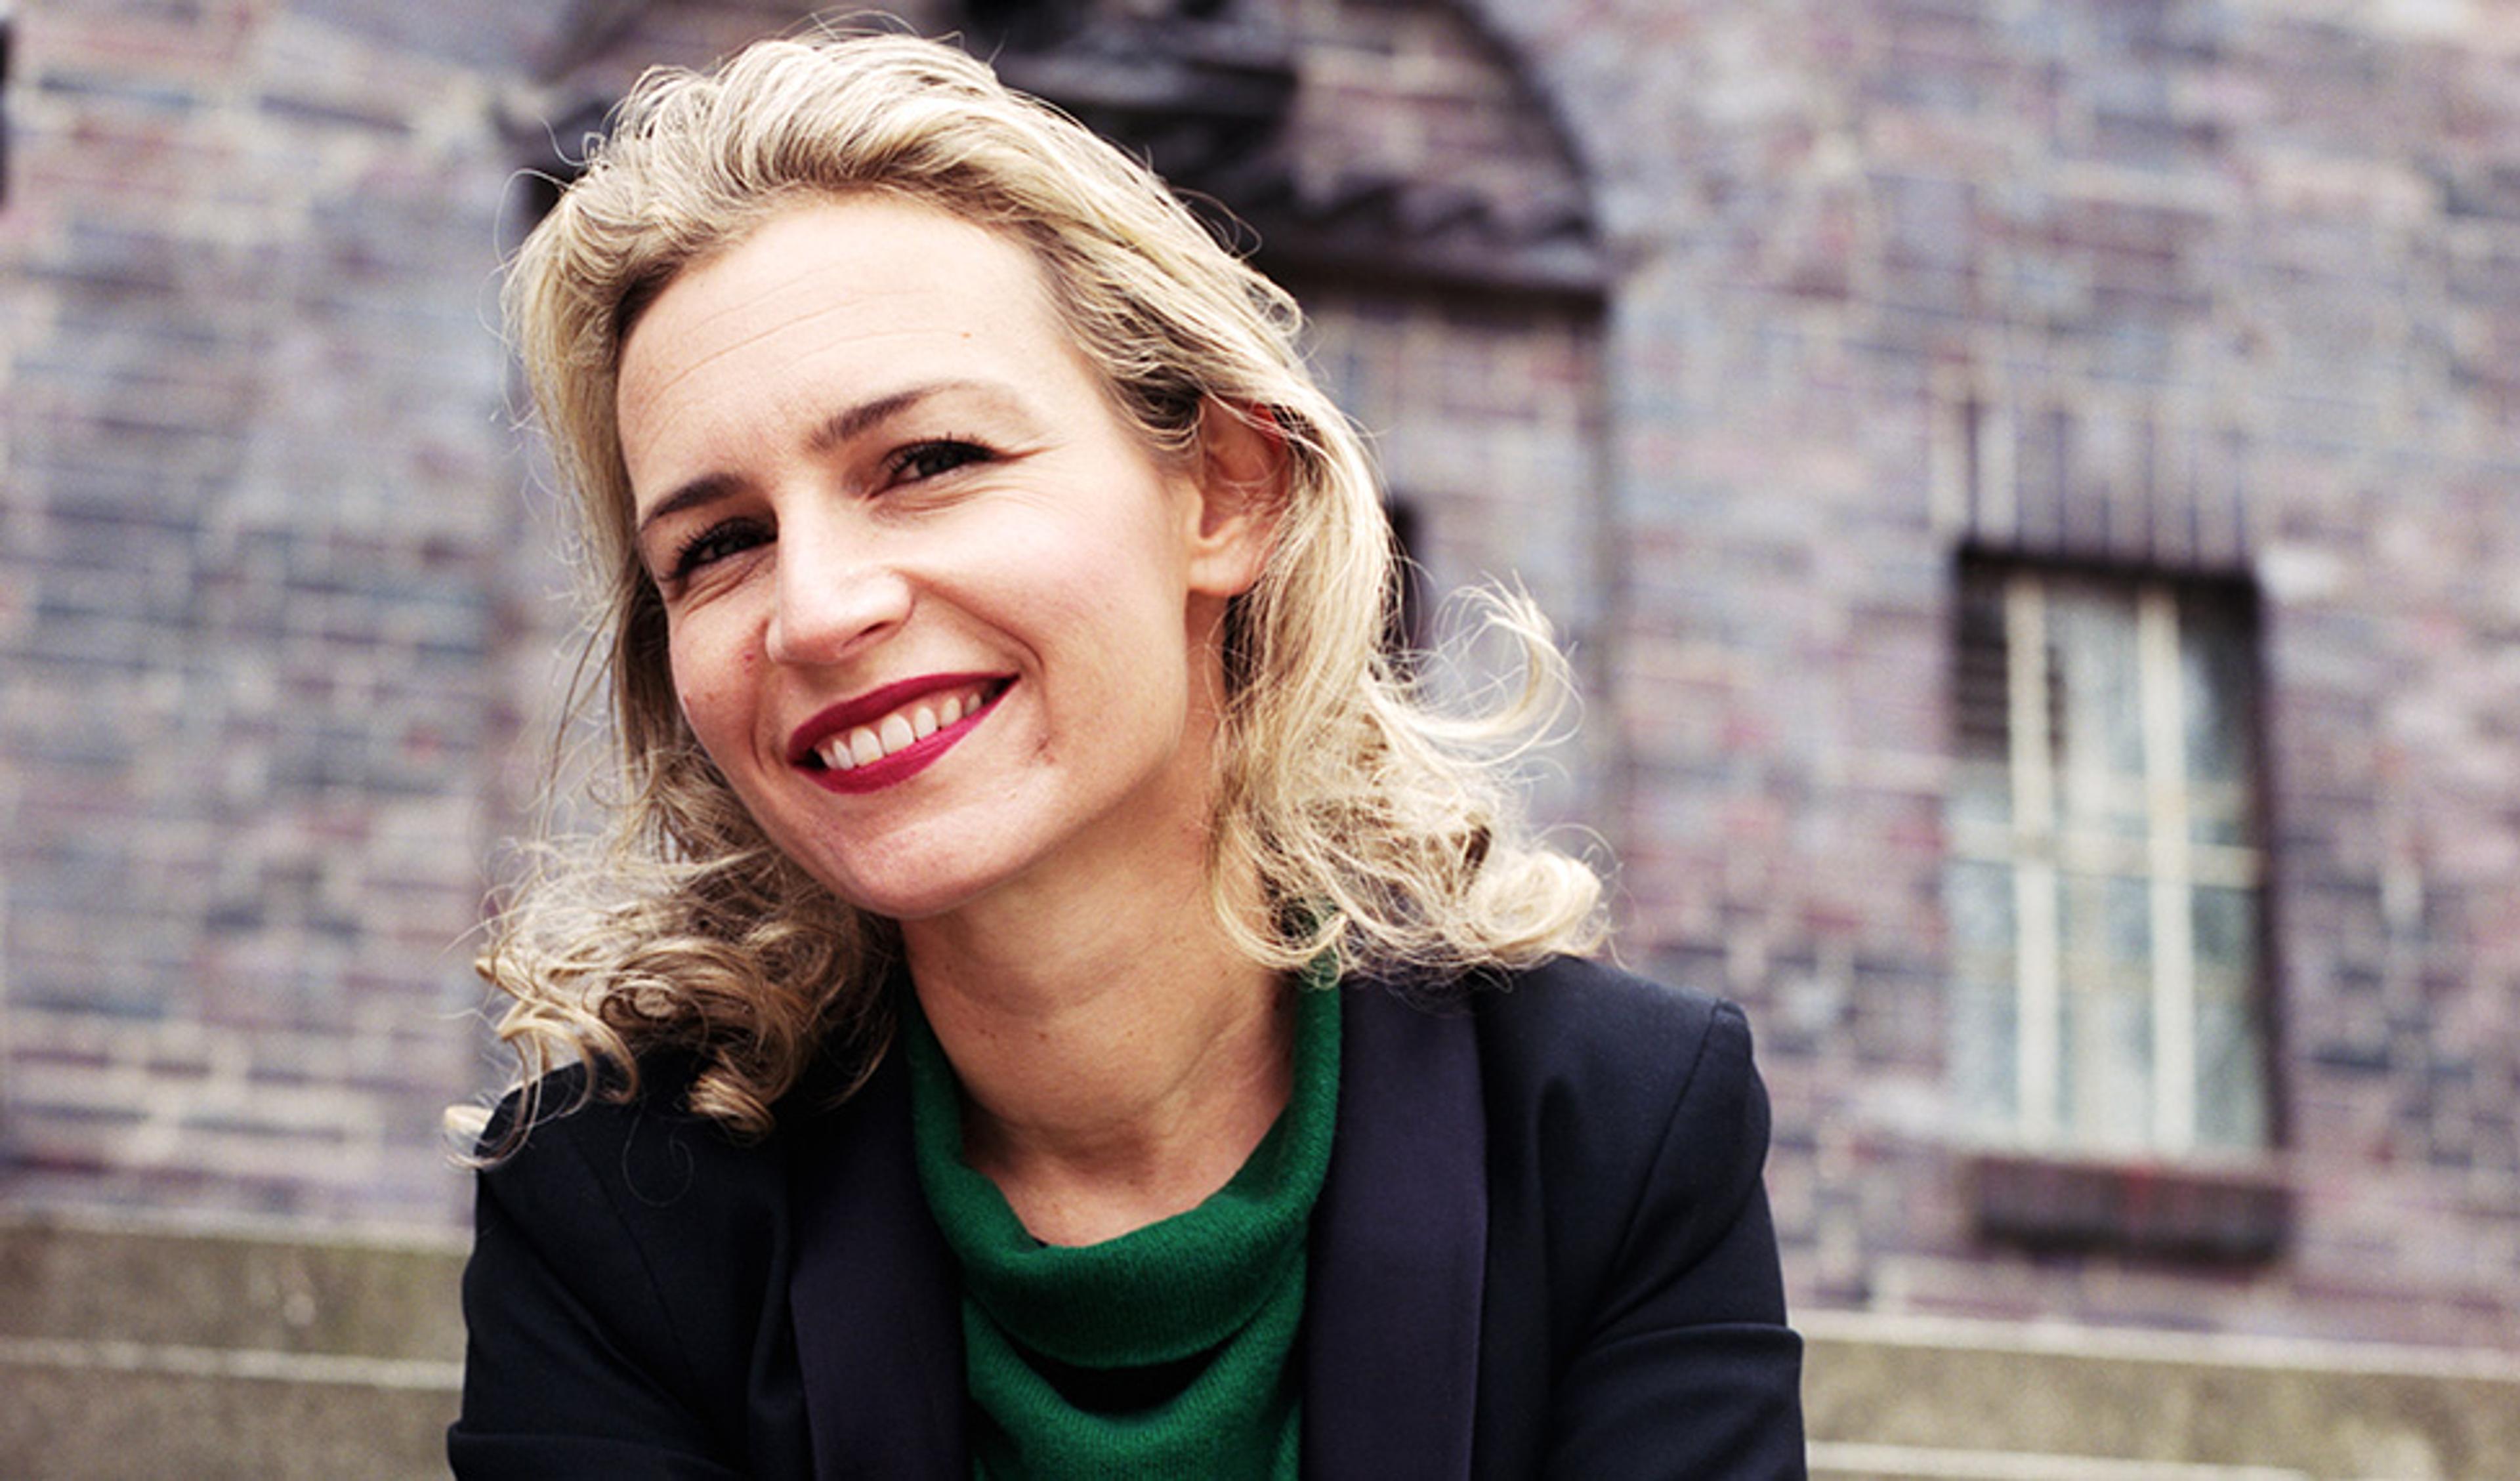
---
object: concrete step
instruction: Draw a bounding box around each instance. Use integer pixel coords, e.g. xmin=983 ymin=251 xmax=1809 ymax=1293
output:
xmin=1803 ymin=1310 xmax=2520 ymax=1481
xmin=1 ymin=1337 xmax=457 ymax=1481
xmin=0 ymin=1210 xmax=465 ymax=1479
xmin=0 ymin=1208 xmax=467 ymax=1357
xmin=7 ymin=1213 xmax=2517 ymax=1478
xmin=1810 ymin=1442 xmax=2313 ymax=1480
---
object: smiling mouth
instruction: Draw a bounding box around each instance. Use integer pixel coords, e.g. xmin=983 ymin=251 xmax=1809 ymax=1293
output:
xmin=803 ymin=678 xmax=1009 ymax=773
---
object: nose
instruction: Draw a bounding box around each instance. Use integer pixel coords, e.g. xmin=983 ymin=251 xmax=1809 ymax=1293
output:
xmin=763 ymin=516 xmax=912 ymax=668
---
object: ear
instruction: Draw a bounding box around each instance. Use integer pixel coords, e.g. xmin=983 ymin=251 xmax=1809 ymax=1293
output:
xmin=1183 ymin=401 xmax=1286 ymax=599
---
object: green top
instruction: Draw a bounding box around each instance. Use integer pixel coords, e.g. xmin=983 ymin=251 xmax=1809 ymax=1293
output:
xmin=906 ymin=964 xmax=1342 ymax=1481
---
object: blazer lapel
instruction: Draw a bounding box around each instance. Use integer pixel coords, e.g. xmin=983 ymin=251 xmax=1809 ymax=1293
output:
xmin=788 ymin=1046 xmax=968 ymax=1481
xmin=1302 ymin=983 xmax=1487 ymax=1481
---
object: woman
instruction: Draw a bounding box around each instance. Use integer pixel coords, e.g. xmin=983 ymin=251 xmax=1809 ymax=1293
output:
xmin=454 ymin=30 xmax=1803 ymax=1481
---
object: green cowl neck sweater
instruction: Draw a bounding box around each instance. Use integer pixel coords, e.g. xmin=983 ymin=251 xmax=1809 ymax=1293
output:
xmin=906 ymin=966 xmax=1341 ymax=1481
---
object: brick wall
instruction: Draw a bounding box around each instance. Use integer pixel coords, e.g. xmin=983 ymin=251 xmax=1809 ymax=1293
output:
xmin=0 ymin=1 xmax=980 ymax=1222
xmin=1296 ymin=284 xmax=1611 ymax=827
xmin=1475 ymin=0 xmax=2520 ymax=1346
xmin=5 ymin=0 xmax=2516 ymax=1357
xmin=0 ymin=0 xmax=546 ymax=1222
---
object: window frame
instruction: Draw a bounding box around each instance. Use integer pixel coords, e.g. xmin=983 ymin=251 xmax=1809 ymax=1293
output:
xmin=1947 ymin=551 xmax=2282 ymax=1163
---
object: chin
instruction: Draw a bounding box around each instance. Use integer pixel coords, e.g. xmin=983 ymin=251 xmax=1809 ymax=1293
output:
xmin=843 ymin=887 xmax=976 ymax=925
xmin=800 ymin=855 xmax=1007 ymax=926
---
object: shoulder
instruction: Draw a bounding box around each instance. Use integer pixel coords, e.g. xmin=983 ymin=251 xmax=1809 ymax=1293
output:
xmin=477 ymin=1053 xmax=785 ymax=1220
xmin=467 ymin=1054 xmax=793 ymax=1366
xmin=459 ymin=1054 xmax=802 ymax=1468
xmin=1465 ymin=954 xmax=1774 ymax=1289
xmin=1470 ymin=951 xmax=1734 ymax=1037
xmin=1469 ymin=954 xmax=1757 ymax=1129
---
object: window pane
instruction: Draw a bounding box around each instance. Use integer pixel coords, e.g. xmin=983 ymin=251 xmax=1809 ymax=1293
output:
xmin=2059 ymin=870 xmax=2152 ymax=994
xmin=2061 ymin=870 xmax=2153 ymax=1149
xmin=2190 ymin=803 xmax=2252 ymax=850
xmin=2195 ymin=992 xmax=2268 ymax=1149
xmin=2104 ymin=872 xmax=2152 ymax=970
xmin=1950 ymin=757 xmax=2013 ymax=834
xmin=1950 ymin=977 xmax=2018 ymax=1137
xmin=1948 ymin=858 xmax=2017 ymax=957
xmin=2065 ymin=979 xmax=2153 ymax=1152
xmin=2049 ymin=584 xmax=2148 ymax=842
xmin=2193 ymin=884 xmax=2256 ymax=972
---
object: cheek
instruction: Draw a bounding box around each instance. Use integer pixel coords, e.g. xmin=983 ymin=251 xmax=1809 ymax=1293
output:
xmin=666 ymin=626 xmax=760 ymax=745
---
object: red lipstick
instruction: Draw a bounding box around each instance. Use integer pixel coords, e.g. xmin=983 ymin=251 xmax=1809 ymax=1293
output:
xmin=788 ymin=673 xmax=1009 ymax=795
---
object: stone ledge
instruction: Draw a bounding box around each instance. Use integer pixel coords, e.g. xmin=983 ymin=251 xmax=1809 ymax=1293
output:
xmin=11 ymin=1215 xmax=2517 ymax=1479
xmin=1965 ymin=1152 xmax=2292 ymax=1264
xmin=0 ymin=1347 xmax=455 ymax=1481
xmin=1803 ymin=1310 xmax=2520 ymax=1481
xmin=0 ymin=1207 xmax=467 ymax=1360
xmin=0 ymin=1335 xmax=462 ymax=1390
xmin=1811 ymin=1442 xmax=2309 ymax=1480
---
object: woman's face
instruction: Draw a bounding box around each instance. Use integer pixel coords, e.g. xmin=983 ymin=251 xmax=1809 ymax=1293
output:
xmin=614 ymin=196 xmax=1271 ymax=923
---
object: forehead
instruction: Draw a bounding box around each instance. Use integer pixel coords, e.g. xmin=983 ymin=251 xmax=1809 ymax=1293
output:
xmin=613 ymin=196 xmax=1081 ymax=446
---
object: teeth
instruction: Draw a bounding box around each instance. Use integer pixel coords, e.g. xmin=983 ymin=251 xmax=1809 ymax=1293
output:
xmin=811 ymin=684 xmax=995 ymax=772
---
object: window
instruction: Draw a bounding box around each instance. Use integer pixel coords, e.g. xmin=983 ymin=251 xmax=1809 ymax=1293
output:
xmin=1947 ymin=558 xmax=2269 ymax=1158
xmin=1383 ymin=499 xmax=1430 ymax=664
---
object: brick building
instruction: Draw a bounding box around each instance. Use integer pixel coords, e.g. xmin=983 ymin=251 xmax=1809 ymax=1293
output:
xmin=5 ymin=0 xmax=2520 ymax=1471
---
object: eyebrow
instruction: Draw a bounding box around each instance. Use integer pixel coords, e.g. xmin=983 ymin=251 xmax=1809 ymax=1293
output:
xmin=808 ymin=382 xmax=970 ymax=455
xmin=632 ymin=381 xmax=989 ymax=551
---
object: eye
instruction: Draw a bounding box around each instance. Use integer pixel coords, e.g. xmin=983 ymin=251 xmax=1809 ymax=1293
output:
xmin=665 ymin=517 xmax=771 ymax=583
xmin=889 ymin=438 xmax=994 ymax=484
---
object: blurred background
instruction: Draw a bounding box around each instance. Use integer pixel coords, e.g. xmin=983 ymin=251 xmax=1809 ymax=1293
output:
xmin=4 ymin=0 xmax=2518 ymax=1476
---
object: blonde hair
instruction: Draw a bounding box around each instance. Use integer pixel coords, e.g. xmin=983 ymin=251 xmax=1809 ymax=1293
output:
xmin=482 ymin=30 xmax=1602 ymax=1145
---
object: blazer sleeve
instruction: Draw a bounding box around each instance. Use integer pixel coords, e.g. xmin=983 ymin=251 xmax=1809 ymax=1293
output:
xmin=1544 ymin=996 xmax=1806 ymax=1479
xmin=446 ymin=1079 xmax=766 ymax=1480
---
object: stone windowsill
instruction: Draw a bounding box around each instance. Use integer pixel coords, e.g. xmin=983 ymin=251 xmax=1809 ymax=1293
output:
xmin=1965 ymin=1149 xmax=2292 ymax=1264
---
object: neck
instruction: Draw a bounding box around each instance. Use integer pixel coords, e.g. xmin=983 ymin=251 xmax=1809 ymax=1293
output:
xmin=901 ymin=859 xmax=1290 ymax=1247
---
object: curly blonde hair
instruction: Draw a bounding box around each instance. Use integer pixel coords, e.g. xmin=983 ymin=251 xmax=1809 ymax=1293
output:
xmin=480 ymin=29 xmax=1603 ymax=1147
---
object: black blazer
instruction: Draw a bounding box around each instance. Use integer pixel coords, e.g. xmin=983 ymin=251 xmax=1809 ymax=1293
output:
xmin=450 ymin=957 xmax=1806 ymax=1478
